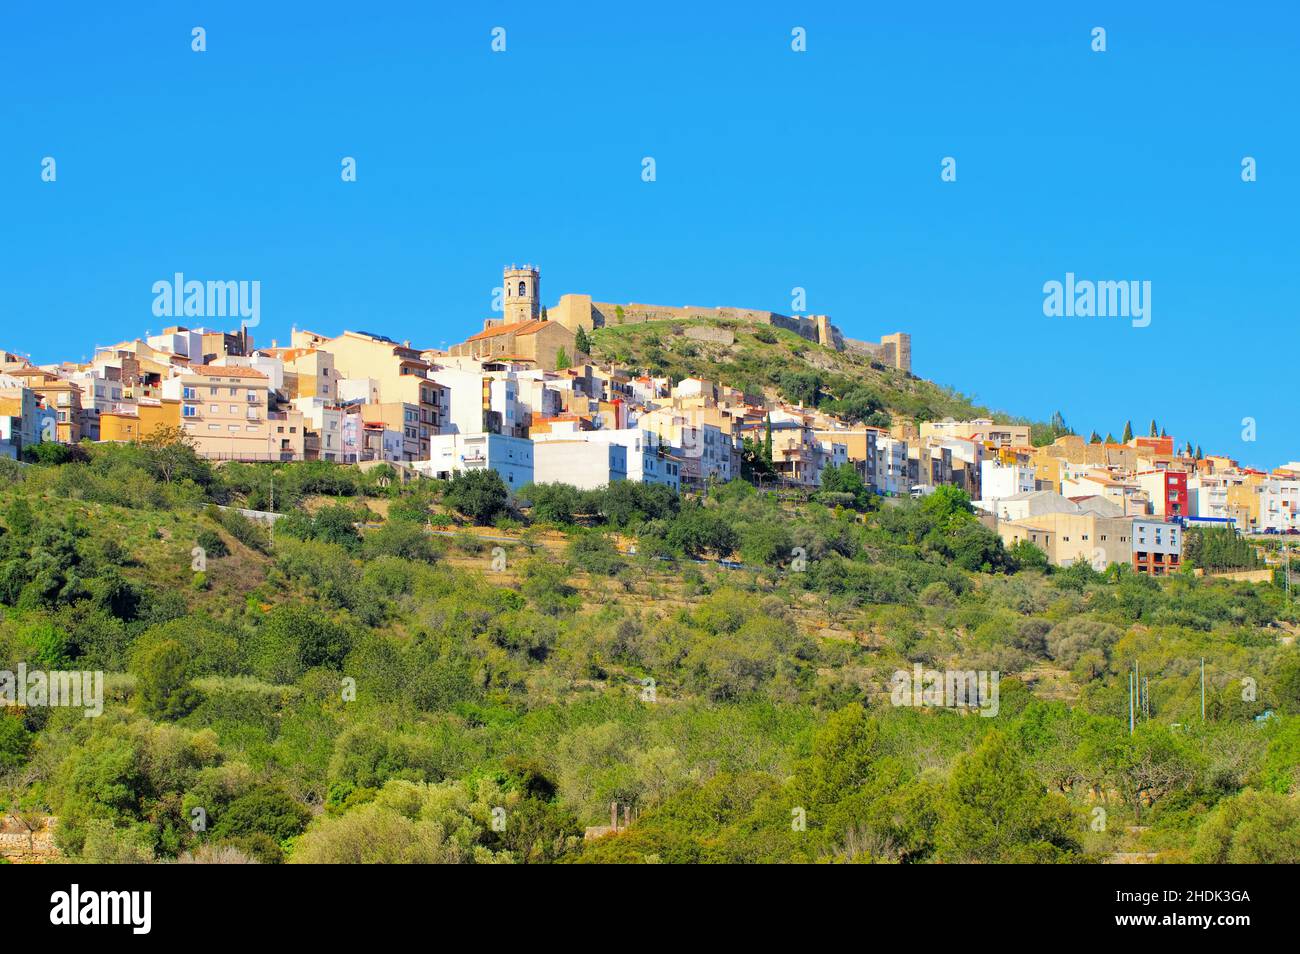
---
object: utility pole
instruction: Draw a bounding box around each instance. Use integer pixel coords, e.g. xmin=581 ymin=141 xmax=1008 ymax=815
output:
xmin=1200 ymin=657 xmax=1205 ymax=721
xmin=1129 ymin=669 xmax=1135 ymax=735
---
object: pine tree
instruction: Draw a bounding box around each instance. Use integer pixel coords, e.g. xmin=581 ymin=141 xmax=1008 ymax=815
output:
xmin=1196 ymin=445 xmax=1203 ymax=459
xmin=574 ymin=326 xmax=591 ymax=355
xmin=1089 ymin=431 xmax=1102 ymax=444
xmin=1122 ymin=421 xmax=1133 ymax=443
xmin=764 ymin=414 xmax=774 ymax=466
xmin=1105 ymin=433 xmax=1116 ymax=444
xmin=1149 ymin=420 xmax=1158 ymax=437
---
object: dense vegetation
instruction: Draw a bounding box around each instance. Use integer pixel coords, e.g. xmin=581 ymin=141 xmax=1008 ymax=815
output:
xmin=0 ymin=442 xmax=1297 ymax=864
xmin=588 ymin=319 xmax=1005 ymax=427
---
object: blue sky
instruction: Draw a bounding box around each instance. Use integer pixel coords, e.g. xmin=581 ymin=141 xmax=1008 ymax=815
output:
xmin=3 ymin=2 xmax=1296 ymax=467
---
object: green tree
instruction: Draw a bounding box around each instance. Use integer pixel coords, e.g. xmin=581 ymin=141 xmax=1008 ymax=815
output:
xmin=574 ymin=326 xmax=591 ymax=355
xmin=1192 ymin=789 xmax=1300 ymax=863
xmin=817 ymin=463 xmax=871 ymax=510
xmin=1121 ymin=420 xmax=1133 ymax=443
xmin=554 ymin=347 xmax=571 ymax=371
xmin=133 ymin=638 xmax=202 ymax=720
xmin=443 ymin=469 xmax=510 ymax=525
xmin=211 ymin=785 xmax=312 ymax=863
xmin=937 ymin=732 xmax=1081 ymax=862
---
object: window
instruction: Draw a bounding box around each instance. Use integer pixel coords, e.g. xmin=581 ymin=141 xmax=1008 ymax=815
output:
xmin=183 ymin=405 xmax=197 ymax=418
xmin=209 ymin=405 xmax=219 ymax=413
xmin=518 ymin=280 xmax=526 ymax=296
xmin=229 ymin=405 xmax=239 ymax=414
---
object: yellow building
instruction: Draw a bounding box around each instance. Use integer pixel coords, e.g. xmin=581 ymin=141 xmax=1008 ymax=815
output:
xmin=167 ymin=365 xmax=303 ymax=461
xmin=298 ymin=331 xmax=440 ymax=458
xmin=997 ymin=511 xmax=1134 ymax=568
xmin=98 ymin=399 xmax=181 ymax=443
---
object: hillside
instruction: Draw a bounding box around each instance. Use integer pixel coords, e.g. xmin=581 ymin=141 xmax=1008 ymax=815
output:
xmin=588 ymin=316 xmax=1020 ymax=429
xmin=1 ymin=449 xmax=1298 ymax=865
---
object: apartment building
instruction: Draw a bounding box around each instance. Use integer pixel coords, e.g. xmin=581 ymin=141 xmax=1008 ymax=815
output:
xmin=421 ymin=432 xmax=534 ymax=490
xmin=978 ymin=459 xmax=1037 ymax=509
xmin=303 ymin=331 xmax=441 ymax=458
xmin=277 ymin=347 xmax=339 ymax=402
xmin=1132 ymin=519 xmax=1182 ymax=576
xmin=874 ymin=435 xmax=909 ymax=496
xmin=909 ymin=442 xmax=954 ymax=494
xmin=35 ymin=379 xmax=84 ymax=443
xmin=996 ymin=511 xmax=1134 ymax=569
xmin=1258 ymin=479 xmax=1300 ymax=533
xmin=813 ymin=427 xmax=877 ymax=486
xmin=291 ymin=397 xmax=345 ymax=462
xmin=165 ymin=365 xmax=304 ymax=461
xmin=919 ymin=418 xmax=1030 ymax=449
xmin=1135 ymin=469 xmax=1190 ymax=520
xmin=98 ymin=398 xmax=181 ymax=443
xmin=637 ymin=407 xmax=732 ymax=487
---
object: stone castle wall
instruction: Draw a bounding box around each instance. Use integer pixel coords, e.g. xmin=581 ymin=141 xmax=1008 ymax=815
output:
xmin=547 ymin=293 xmax=911 ymax=372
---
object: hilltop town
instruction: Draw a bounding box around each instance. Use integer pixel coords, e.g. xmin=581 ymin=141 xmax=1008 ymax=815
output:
xmin=1 ymin=264 xmax=1297 ymax=581
xmin=1 ymin=265 xmax=1298 ymax=870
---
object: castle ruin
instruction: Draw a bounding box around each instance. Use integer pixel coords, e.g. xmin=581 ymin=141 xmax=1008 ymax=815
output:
xmin=542 ymin=280 xmax=911 ymax=372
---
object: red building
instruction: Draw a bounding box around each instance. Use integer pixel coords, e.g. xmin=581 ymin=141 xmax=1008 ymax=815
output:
xmin=1162 ymin=471 xmax=1188 ymax=520
xmin=1137 ymin=469 xmax=1189 ymax=520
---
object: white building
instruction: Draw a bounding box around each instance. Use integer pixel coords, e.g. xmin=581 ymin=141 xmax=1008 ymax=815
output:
xmin=291 ymin=397 xmax=344 ymax=462
xmin=420 ymin=432 xmax=534 ymax=491
xmin=429 ymin=367 xmax=488 ymax=436
xmin=873 ymin=436 xmax=908 ymax=496
xmin=146 ymin=327 xmax=205 ymax=361
xmin=532 ymin=425 xmax=679 ymax=491
xmin=978 ymin=460 xmax=1036 ymax=509
xmin=1258 ymin=480 xmax=1300 ymax=533
xmin=533 ymin=440 xmax=628 ymax=490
